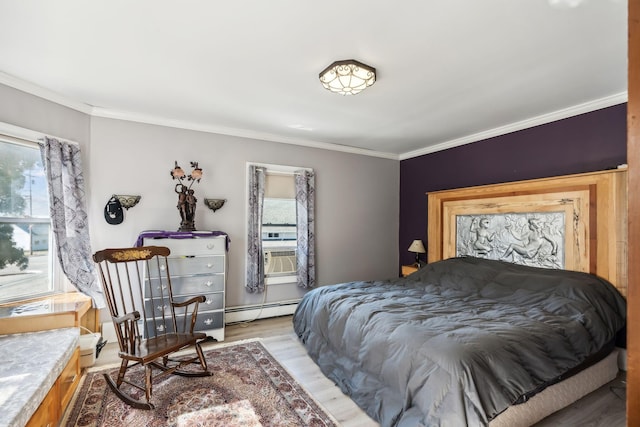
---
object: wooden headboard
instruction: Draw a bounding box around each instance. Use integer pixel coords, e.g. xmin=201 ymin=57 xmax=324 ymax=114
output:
xmin=427 ymin=169 xmax=628 ymax=296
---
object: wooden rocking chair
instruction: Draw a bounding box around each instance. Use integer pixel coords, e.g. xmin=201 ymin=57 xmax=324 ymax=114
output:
xmin=93 ymin=246 xmax=214 ymax=409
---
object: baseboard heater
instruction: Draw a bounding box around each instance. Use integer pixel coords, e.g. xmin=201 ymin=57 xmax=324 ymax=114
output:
xmin=225 ymin=299 xmax=300 ymax=324
xmin=102 ymin=300 xmax=300 ymax=342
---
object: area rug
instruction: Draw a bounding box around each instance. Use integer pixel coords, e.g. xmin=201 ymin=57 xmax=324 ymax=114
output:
xmin=64 ymin=340 xmax=337 ymax=427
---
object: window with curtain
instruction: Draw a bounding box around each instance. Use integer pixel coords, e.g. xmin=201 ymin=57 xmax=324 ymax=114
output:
xmin=0 ymin=137 xmax=55 ymax=303
xmin=246 ymin=163 xmax=315 ymax=293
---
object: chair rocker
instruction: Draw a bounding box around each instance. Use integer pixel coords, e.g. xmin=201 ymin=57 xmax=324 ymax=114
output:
xmin=93 ymin=245 xmax=214 ymax=409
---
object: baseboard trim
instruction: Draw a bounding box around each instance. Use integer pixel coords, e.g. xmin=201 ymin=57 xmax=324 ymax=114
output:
xmin=100 ymin=302 xmax=300 ymax=342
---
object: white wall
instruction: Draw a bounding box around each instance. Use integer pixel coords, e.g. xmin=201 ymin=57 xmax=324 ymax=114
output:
xmin=88 ymin=118 xmax=400 ymax=309
xmin=0 ymin=83 xmax=400 ymax=312
xmin=0 ymin=84 xmax=90 ymax=146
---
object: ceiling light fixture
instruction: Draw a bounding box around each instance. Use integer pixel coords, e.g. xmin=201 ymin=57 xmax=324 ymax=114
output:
xmin=319 ymin=59 xmax=376 ymax=96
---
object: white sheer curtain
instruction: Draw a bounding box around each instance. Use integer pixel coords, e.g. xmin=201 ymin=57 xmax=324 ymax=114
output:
xmin=40 ymin=137 xmax=105 ymax=308
xmin=246 ymin=165 xmax=266 ymax=293
xmin=295 ymin=169 xmax=315 ymax=289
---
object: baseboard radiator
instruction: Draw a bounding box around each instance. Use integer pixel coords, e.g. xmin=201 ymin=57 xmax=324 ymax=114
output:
xmin=225 ymin=300 xmax=300 ymax=323
xmin=101 ymin=300 xmax=300 ymax=343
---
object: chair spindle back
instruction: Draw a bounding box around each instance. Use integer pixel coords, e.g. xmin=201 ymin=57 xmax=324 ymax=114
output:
xmin=93 ymin=246 xmax=182 ymax=353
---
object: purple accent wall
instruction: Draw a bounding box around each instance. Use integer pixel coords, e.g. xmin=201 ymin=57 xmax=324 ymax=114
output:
xmin=399 ymin=103 xmax=628 ymax=267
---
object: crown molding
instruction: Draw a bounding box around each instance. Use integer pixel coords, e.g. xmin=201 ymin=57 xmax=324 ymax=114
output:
xmin=91 ymin=107 xmax=399 ymax=160
xmin=0 ymin=68 xmax=397 ymax=159
xmin=399 ymin=92 xmax=628 ymax=160
xmin=0 ymin=72 xmax=626 ymax=162
xmin=0 ymin=71 xmax=93 ymax=115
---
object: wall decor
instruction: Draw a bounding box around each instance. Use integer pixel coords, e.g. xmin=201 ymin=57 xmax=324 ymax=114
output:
xmin=456 ymin=212 xmax=565 ymax=269
xmin=171 ymin=161 xmax=202 ymax=232
xmin=114 ymin=195 xmax=141 ymax=210
xmin=204 ymin=198 xmax=226 ymax=212
xmin=104 ymin=196 xmax=124 ymax=225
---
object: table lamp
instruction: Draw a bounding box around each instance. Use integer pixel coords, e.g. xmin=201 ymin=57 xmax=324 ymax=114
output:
xmin=408 ymin=239 xmax=426 ymax=266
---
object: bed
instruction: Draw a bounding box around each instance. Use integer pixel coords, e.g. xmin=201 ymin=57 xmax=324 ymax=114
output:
xmin=293 ymin=169 xmax=628 ymax=427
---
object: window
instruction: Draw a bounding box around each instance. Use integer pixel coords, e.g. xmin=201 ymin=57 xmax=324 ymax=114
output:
xmin=263 ymin=197 xmax=297 ymax=279
xmin=246 ymin=163 xmax=315 ymax=293
xmin=0 ymin=138 xmax=54 ymax=303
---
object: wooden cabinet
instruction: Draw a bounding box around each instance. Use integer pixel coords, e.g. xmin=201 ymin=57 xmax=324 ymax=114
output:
xmin=59 ymin=347 xmax=81 ymax=415
xmin=26 ymin=347 xmax=80 ymax=427
xmin=142 ymin=234 xmax=227 ymax=342
xmin=25 ymin=387 xmax=57 ymax=427
xmin=0 ymin=292 xmax=96 ymax=334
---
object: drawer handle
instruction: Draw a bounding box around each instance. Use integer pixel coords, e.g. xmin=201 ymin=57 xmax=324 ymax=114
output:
xmin=156 ymin=304 xmax=167 ymax=312
xmin=157 ymin=324 xmax=165 ymax=332
xmin=207 ymin=243 xmax=214 ymax=249
xmin=206 ymin=263 xmax=213 ymax=268
xmin=160 ymin=265 xmax=166 ymax=271
xmin=205 ymin=299 xmax=213 ymax=305
xmin=155 ymin=285 xmax=167 ymax=291
xmin=205 ymin=280 xmax=212 ymax=287
xmin=204 ymin=318 xmax=213 ymax=325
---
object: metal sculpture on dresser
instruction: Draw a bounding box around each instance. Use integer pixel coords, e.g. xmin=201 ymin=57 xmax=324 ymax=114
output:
xmin=171 ymin=161 xmax=202 ymax=232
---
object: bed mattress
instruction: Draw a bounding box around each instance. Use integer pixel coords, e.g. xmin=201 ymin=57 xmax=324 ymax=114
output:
xmin=293 ymin=257 xmax=626 ymax=426
xmin=490 ymin=348 xmax=620 ymax=426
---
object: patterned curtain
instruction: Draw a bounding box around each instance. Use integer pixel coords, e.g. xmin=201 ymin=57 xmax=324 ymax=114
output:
xmin=246 ymin=165 xmax=266 ymax=293
xmin=295 ymin=169 xmax=315 ymax=289
xmin=40 ymin=137 xmax=105 ymax=308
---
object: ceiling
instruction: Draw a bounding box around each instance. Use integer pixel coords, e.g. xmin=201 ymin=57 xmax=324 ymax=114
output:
xmin=0 ymin=0 xmax=628 ymax=160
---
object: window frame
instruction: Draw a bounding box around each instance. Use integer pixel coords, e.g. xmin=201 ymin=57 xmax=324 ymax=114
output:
xmin=246 ymin=162 xmax=312 ymax=287
xmin=0 ymin=131 xmax=64 ymax=304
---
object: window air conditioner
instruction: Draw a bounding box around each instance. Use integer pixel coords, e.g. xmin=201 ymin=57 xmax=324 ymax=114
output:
xmin=264 ymin=249 xmax=297 ymax=275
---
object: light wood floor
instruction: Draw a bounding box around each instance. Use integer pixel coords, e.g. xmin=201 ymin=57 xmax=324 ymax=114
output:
xmin=90 ymin=315 xmax=626 ymax=426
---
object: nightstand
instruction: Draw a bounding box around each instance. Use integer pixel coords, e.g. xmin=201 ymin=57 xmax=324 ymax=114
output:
xmin=401 ymin=265 xmax=419 ymax=277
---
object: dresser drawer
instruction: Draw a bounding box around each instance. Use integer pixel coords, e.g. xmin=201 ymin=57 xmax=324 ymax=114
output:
xmin=25 ymin=386 xmax=56 ymax=427
xmin=146 ymin=274 xmax=225 ymax=296
xmin=140 ymin=232 xmax=227 ymax=341
xmin=147 ymin=255 xmax=225 ymax=278
xmin=196 ymin=310 xmax=224 ymax=330
xmin=145 ymin=310 xmax=224 ymax=335
xmin=144 ymin=292 xmax=224 ymax=318
xmin=26 ymin=347 xmax=80 ymax=427
xmin=143 ymin=236 xmax=226 ymax=256
xmin=59 ymin=348 xmax=80 ymax=414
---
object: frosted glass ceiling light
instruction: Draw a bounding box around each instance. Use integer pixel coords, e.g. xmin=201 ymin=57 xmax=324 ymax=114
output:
xmin=319 ymin=60 xmax=376 ymax=95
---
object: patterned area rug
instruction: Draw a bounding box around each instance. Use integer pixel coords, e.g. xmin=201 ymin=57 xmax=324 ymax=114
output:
xmin=64 ymin=340 xmax=337 ymax=427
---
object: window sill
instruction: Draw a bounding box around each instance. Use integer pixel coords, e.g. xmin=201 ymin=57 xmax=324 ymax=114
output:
xmin=265 ymin=275 xmax=297 ymax=286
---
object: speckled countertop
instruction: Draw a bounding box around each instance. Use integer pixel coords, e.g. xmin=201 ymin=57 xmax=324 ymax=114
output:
xmin=0 ymin=327 xmax=79 ymax=427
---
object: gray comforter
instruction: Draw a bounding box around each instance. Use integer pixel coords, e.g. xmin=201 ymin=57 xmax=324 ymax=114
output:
xmin=293 ymin=257 xmax=626 ymax=427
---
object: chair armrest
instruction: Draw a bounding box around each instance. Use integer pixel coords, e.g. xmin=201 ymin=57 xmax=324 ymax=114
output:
xmin=111 ymin=311 xmax=141 ymax=353
xmin=171 ymin=295 xmax=206 ymax=308
xmin=171 ymin=297 xmax=205 ymax=334
xmin=113 ymin=311 xmax=140 ymax=325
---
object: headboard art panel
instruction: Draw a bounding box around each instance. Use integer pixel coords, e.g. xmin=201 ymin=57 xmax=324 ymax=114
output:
xmin=445 ymin=190 xmax=590 ymax=272
xmin=427 ymin=168 xmax=628 ymax=296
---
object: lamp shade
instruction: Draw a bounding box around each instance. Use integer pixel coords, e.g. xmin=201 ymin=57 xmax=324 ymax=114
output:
xmin=319 ymin=60 xmax=376 ymax=95
xmin=408 ymin=239 xmax=426 ymax=254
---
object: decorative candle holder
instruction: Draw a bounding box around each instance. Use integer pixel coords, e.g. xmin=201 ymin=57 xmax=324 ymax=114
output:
xmin=114 ymin=195 xmax=141 ymax=210
xmin=204 ymin=198 xmax=226 ymax=212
